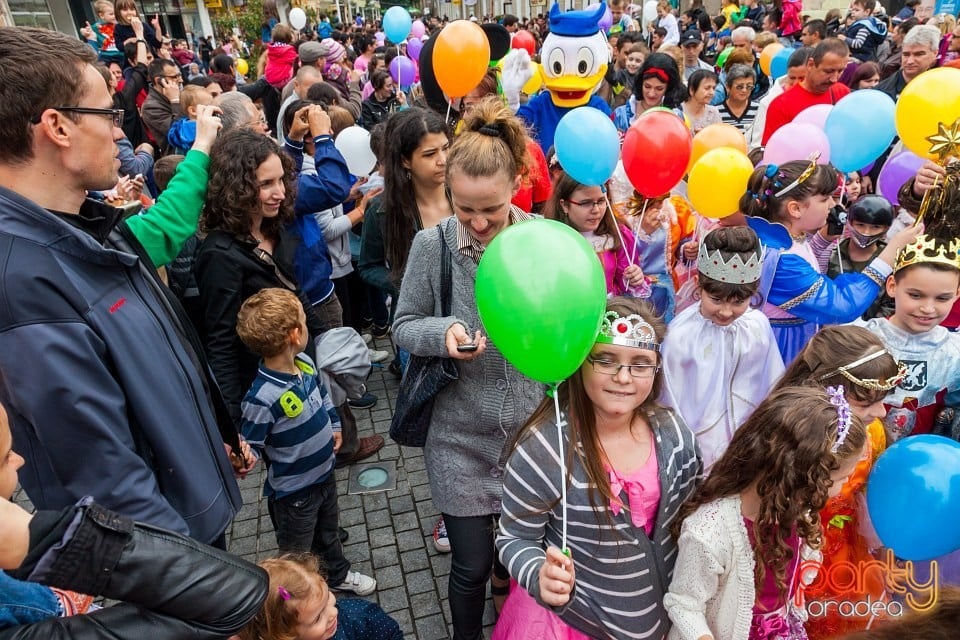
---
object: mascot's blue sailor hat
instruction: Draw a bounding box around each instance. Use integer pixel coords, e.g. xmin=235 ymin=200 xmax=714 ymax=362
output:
xmin=548 ymin=1 xmax=607 ymax=38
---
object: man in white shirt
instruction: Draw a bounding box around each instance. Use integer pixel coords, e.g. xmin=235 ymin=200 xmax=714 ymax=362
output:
xmin=746 ymin=46 xmax=810 ymax=151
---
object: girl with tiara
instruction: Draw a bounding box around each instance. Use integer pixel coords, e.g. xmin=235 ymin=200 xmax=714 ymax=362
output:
xmin=741 ymin=158 xmax=920 ymax=363
xmin=773 ymin=325 xmax=906 ymax=639
xmin=664 ymin=386 xmax=868 ymax=640
xmin=545 ymin=170 xmax=646 ymax=297
xmin=495 ymin=297 xmax=700 ymax=640
xmin=661 ymin=226 xmax=784 ymax=473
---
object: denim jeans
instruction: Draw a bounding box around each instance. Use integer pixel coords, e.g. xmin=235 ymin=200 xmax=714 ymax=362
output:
xmin=268 ymin=474 xmax=349 ymax=585
xmin=443 ymin=513 xmax=508 ymax=640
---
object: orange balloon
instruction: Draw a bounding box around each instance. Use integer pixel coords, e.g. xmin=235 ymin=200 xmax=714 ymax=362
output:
xmin=759 ymin=42 xmax=784 ymax=77
xmin=433 ymin=20 xmax=490 ymax=98
xmin=688 ymin=123 xmax=747 ymax=173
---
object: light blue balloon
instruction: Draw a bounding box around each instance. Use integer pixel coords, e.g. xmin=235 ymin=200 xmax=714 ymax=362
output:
xmin=554 ymin=107 xmax=620 ymax=186
xmin=769 ymin=48 xmax=792 ymax=79
xmin=383 ymin=6 xmax=412 ymax=44
xmin=824 ymin=89 xmax=896 ymax=172
xmin=867 ymin=435 xmax=960 ymax=561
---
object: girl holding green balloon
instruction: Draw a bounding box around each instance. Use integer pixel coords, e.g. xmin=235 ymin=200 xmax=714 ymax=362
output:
xmin=495 ymin=297 xmax=701 ymax=639
xmin=392 ymin=96 xmax=545 ymax=640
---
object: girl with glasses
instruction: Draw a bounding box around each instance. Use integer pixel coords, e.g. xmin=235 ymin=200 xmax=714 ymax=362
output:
xmin=545 ymin=169 xmax=645 ymax=297
xmin=496 ymin=297 xmax=701 ymax=640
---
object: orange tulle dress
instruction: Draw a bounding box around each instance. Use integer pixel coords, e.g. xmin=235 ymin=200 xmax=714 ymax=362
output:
xmin=806 ymin=419 xmax=888 ymax=639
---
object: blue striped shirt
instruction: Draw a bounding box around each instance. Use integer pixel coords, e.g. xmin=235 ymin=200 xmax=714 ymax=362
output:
xmin=240 ymin=355 xmax=341 ymax=499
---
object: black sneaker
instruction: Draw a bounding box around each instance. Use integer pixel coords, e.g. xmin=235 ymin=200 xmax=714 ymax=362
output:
xmin=348 ymin=392 xmax=378 ymax=409
xmin=371 ymin=323 xmax=390 ymax=338
xmin=339 ymin=527 xmax=349 ymax=543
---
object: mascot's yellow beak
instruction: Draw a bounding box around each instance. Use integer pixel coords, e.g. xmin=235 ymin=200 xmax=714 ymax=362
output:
xmin=544 ymin=64 xmax=608 ymax=108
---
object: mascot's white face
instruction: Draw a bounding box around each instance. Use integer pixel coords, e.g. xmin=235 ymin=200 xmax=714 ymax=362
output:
xmin=539 ymin=30 xmax=609 ymax=108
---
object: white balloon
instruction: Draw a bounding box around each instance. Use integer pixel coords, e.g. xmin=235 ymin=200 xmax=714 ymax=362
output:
xmin=334 ymin=126 xmax=377 ymax=177
xmin=642 ymin=0 xmax=657 ymax=31
xmin=289 ymin=7 xmax=307 ymax=30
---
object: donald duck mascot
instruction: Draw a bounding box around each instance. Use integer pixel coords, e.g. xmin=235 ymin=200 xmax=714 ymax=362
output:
xmin=502 ymin=1 xmax=612 ymax=152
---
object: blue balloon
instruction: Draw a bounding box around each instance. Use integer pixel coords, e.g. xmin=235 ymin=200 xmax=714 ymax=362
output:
xmin=867 ymin=435 xmax=960 ymax=561
xmin=383 ymin=6 xmax=412 ymax=44
xmin=769 ymin=48 xmax=792 ymax=79
xmin=554 ymin=107 xmax=620 ymax=186
xmin=824 ymin=89 xmax=897 ymax=172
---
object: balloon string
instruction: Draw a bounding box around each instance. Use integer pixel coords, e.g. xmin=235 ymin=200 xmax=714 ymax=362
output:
xmin=445 ymin=99 xmax=452 ymax=125
xmin=552 ymin=383 xmax=568 ymax=552
xmin=605 ymin=194 xmax=633 ymax=269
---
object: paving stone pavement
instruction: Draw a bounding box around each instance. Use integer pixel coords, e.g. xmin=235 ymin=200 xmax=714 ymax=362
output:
xmin=224 ymin=336 xmax=497 ymax=639
xmin=13 ymin=335 xmax=496 ymax=639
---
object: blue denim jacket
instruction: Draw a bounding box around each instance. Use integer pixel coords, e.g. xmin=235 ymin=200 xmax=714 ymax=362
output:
xmin=0 ymin=571 xmax=59 ymax=629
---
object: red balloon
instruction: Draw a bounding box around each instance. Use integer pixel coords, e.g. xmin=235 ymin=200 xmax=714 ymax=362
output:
xmin=511 ymin=30 xmax=537 ymax=56
xmin=621 ymin=110 xmax=692 ymax=198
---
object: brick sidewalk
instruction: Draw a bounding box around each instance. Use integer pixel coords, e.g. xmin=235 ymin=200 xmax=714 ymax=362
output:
xmin=225 ymin=335 xmax=497 ymax=639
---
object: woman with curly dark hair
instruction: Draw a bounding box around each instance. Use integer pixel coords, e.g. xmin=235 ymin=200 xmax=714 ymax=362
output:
xmin=664 ymin=385 xmax=868 ymax=640
xmin=194 ymin=128 xmax=324 ymax=425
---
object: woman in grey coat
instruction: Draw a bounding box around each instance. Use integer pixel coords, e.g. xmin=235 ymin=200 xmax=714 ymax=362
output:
xmin=393 ymin=96 xmax=546 ymax=640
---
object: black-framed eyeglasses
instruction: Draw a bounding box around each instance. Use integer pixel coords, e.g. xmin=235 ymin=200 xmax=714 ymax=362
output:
xmin=31 ymin=107 xmax=124 ymax=126
xmin=586 ymin=356 xmax=659 ymax=378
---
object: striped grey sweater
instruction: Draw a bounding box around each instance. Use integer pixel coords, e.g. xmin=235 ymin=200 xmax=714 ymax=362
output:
xmin=496 ymin=407 xmax=702 ymax=639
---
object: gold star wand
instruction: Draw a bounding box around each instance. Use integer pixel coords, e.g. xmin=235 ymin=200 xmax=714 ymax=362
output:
xmin=915 ymin=117 xmax=960 ymax=227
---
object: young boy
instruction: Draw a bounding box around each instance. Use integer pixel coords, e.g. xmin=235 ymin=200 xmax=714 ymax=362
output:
xmin=827 ymin=194 xmax=893 ymax=278
xmin=844 ymin=0 xmax=888 ymax=62
xmin=80 ymin=0 xmax=124 ymax=65
xmin=166 ymin=85 xmax=213 ymax=154
xmin=237 ymin=288 xmax=376 ymax=596
xmin=862 ymin=222 xmax=960 ymax=441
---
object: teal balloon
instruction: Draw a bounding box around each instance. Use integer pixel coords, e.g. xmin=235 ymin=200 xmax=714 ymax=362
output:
xmin=476 ymin=219 xmax=607 ymax=384
xmin=867 ymin=435 xmax=960 ymax=561
xmin=825 ymin=89 xmax=896 ymax=172
xmin=769 ymin=47 xmax=792 ymax=79
xmin=554 ymin=107 xmax=620 ymax=186
xmin=383 ymin=6 xmax=412 ymax=43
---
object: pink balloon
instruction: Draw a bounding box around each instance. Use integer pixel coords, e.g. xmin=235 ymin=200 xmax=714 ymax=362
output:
xmin=793 ymin=104 xmax=832 ymax=130
xmin=407 ymin=37 xmax=423 ymax=62
xmin=410 ymin=19 xmax=426 ymax=39
xmin=761 ymin=123 xmax=831 ymax=167
xmin=588 ymin=2 xmax=614 ymax=32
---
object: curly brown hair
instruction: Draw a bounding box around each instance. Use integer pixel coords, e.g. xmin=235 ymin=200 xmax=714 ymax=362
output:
xmin=673 ymin=385 xmax=867 ymax=598
xmin=202 ymin=129 xmax=295 ymax=240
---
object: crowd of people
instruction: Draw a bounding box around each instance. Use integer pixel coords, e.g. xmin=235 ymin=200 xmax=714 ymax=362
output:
xmin=0 ymin=0 xmax=959 ymax=638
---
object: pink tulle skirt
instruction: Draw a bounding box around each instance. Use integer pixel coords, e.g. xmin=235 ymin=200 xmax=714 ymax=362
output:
xmin=492 ymin=580 xmax=592 ymax=640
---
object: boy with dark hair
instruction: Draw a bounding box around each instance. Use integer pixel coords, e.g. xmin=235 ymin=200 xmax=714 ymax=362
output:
xmin=844 ymin=0 xmax=888 ymax=61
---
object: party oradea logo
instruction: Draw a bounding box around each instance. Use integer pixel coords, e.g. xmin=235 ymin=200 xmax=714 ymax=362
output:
xmin=795 ymin=549 xmax=940 ymax=619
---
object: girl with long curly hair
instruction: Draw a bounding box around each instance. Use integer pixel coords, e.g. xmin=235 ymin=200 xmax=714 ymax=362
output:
xmin=664 ymin=385 xmax=868 ymax=640
xmin=772 ymin=326 xmax=904 ymax=639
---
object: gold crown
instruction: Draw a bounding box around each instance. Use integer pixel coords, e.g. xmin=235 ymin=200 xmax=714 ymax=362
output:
xmin=895 ymin=234 xmax=960 ymax=273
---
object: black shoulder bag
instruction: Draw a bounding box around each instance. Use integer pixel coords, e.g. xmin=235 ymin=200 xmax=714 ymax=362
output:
xmin=389 ymin=226 xmax=460 ymax=447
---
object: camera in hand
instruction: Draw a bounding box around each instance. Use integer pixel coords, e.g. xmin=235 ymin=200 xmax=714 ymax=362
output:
xmin=826 ymin=204 xmax=847 ymax=236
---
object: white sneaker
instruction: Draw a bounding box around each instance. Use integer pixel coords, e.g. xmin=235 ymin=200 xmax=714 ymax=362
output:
xmin=333 ymin=570 xmax=377 ymax=596
xmin=360 ymin=333 xmax=373 ymax=345
xmin=368 ymin=348 xmax=391 ymax=364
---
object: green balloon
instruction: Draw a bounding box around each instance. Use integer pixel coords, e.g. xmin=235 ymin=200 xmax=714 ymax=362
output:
xmin=476 ymin=219 xmax=607 ymax=384
xmin=716 ymin=46 xmax=734 ymax=70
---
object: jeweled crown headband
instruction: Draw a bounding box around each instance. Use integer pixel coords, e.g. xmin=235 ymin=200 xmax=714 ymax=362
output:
xmin=596 ymin=311 xmax=660 ymax=352
xmin=827 ymin=385 xmax=852 ymax=454
xmin=817 ymin=349 xmax=907 ymax=392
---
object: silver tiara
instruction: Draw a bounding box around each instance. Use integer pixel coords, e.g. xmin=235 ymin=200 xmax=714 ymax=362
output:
xmin=596 ymin=312 xmax=660 ymax=351
xmin=697 ymin=243 xmax=762 ymax=284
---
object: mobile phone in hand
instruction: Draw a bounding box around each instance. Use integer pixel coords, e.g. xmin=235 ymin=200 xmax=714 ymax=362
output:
xmin=456 ymin=343 xmax=478 ymax=353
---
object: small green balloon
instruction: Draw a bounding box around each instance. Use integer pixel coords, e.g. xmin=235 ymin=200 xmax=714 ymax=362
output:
xmin=716 ymin=46 xmax=734 ymax=70
xmin=476 ymin=219 xmax=607 ymax=384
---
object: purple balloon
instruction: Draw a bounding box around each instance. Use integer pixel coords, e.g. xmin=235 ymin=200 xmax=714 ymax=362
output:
xmin=588 ymin=2 xmax=614 ymax=32
xmin=877 ymin=151 xmax=925 ymax=206
xmin=389 ymin=56 xmax=417 ymax=89
xmin=761 ymin=122 xmax=831 ymax=167
xmin=407 ymin=38 xmax=423 ymax=63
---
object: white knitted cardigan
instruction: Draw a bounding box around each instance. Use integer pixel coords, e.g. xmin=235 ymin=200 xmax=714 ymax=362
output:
xmin=663 ymin=495 xmax=821 ymax=640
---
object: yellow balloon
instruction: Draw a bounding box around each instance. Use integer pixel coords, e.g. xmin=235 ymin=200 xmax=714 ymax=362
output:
xmin=236 ymin=58 xmax=249 ymax=76
xmin=688 ymin=147 xmax=754 ymax=219
xmin=895 ymin=67 xmax=960 ymax=158
xmin=758 ymin=43 xmax=783 ymax=77
xmin=688 ymin=123 xmax=747 ymax=173
xmin=522 ymin=62 xmax=543 ymax=95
